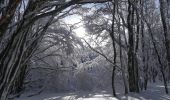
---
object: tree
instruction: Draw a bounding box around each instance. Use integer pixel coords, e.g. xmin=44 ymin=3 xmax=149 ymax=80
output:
xmin=159 ymin=0 xmax=170 ymax=80
xmin=127 ymin=0 xmax=139 ymax=92
xmin=0 ymin=0 xmax=81 ymax=99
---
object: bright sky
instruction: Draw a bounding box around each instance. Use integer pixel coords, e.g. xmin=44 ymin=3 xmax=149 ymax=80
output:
xmin=64 ymin=15 xmax=107 ymax=48
xmin=74 ymin=27 xmax=86 ymax=38
xmin=64 ymin=15 xmax=86 ymax=38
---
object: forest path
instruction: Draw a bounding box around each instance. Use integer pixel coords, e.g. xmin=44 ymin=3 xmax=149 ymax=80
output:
xmin=13 ymin=83 xmax=170 ymax=100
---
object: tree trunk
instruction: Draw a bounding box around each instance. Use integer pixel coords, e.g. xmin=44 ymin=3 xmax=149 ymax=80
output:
xmin=112 ymin=67 xmax=116 ymax=96
xmin=146 ymin=21 xmax=169 ymax=94
xmin=127 ymin=0 xmax=139 ymax=92
xmin=110 ymin=0 xmax=117 ymax=96
xmin=118 ymin=12 xmax=128 ymax=94
xmin=161 ymin=69 xmax=169 ymax=94
xmin=0 ymin=27 xmax=28 ymax=100
xmin=0 ymin=0 xmax=22 ymax=40
xmin=144 ymin=52 xmax=149 ymax=90
xmin=11 ymin=64 xmax=27 ymax=95
xmin=159 ymin=0 xmax=170 ymax=80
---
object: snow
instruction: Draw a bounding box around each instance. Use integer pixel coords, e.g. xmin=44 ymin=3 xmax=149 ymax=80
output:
xmin=13 ymin=92 xmax=117 ymax=100
xmin=13 ymin=83 xmax=170 ymax=100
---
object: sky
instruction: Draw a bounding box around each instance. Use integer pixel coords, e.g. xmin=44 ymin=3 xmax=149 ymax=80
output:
xmin=64 ymin=15 xmax=86 ymax=38
xmin=65 ymin=0 xmax=160 ymax=38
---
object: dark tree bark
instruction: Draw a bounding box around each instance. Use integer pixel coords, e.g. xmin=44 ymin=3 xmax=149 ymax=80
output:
xmin=127 ymin=0 xmax=139 ymax=92
xmin=0 ymin=0 xmax=22 ymax=40
xmin=12 ymin=64 xmax=27 ymax=95
xmin=110 ymin=1 xmax=117 ymax=96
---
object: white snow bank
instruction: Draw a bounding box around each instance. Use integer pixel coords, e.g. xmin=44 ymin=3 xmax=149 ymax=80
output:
xmin=12 ymin=83 xmax=170 ymax=100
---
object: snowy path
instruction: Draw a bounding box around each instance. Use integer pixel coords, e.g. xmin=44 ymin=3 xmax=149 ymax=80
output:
xmin=13 ymin=83 xmax=170 ymax=100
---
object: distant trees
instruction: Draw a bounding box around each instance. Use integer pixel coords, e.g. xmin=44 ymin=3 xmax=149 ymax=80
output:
xmin=0 ymin=0 xmax=170 ymax=99
xmin=81 ymin=0 xmax=170 ymax=94
xmin=159 ymin=0 xmax=170 ymax=82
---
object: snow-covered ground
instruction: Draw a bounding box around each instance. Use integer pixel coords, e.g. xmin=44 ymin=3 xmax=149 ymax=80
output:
xmin=13 ymin=83 xmax=170 ymax=100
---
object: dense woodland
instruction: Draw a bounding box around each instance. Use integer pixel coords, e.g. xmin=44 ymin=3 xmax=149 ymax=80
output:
xmin=0 ymin=0 xmax=170 ymax=100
